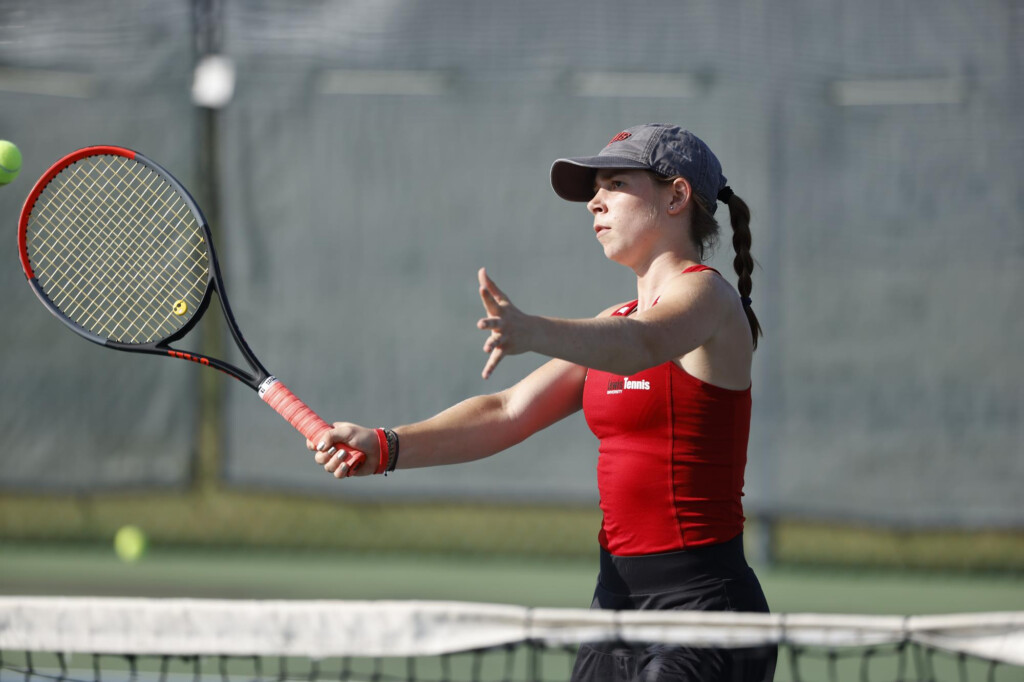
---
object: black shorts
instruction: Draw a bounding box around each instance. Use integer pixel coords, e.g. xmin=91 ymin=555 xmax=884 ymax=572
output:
xmin=571 ymin=534 xmax=777 ymax=682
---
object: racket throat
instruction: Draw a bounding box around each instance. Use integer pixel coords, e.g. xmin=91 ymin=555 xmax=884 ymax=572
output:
xmin=257 ymin=376 xmax=279 ymax=398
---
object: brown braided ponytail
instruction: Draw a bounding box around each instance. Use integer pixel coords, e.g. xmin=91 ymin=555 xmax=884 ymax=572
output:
xmin=721 ymin=191 xmax=762 ymax=349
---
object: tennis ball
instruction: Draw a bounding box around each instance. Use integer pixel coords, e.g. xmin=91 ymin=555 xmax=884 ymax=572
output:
xmin=0 ymin=141 xmax=22 ymax=186
xmin=114 ymin=525 xmax=148 ymax=563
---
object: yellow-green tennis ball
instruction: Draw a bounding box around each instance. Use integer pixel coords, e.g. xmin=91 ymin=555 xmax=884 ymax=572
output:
xmin=114 ymin=525 xmax=148 ymax=563
xmin=0 ymin=141 xmax=22 ymax=186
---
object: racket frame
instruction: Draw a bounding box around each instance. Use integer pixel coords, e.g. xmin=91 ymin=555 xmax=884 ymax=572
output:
xmin=19 ymin=146 xmax=269 ymax=391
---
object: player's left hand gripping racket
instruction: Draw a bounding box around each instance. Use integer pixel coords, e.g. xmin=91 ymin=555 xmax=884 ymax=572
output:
xmin=17 ymin=146 xmax=366 ymax=473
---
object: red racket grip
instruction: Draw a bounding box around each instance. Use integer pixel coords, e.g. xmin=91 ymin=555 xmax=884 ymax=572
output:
xmin=259 ymin=377 xmax=367 ymax=473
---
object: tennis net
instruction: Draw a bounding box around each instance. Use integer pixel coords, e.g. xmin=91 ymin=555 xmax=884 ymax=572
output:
xmin=1 ymin=597 xmax=1021 ymax=681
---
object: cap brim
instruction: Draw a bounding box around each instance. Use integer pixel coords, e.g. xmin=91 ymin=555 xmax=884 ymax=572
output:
xmin=550 ymin=156 xmax=652 ymax=202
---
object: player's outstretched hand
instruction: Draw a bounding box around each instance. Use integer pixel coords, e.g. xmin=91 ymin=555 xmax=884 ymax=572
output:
xmin=476 ymin=268 xmax=534 ymax=379
xmin=307 ymin=422 xmax=378 ymax=478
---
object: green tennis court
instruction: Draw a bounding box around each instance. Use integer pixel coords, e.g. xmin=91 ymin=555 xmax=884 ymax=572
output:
xmin=2 ymin=541 xmax=1021 ymax=615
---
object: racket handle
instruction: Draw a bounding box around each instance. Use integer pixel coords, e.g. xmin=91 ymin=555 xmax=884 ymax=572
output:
xmin=259 ymin=377 xmax=367 ymax=472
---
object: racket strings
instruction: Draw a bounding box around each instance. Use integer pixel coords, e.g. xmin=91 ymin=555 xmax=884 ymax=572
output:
xmin=26 ymin=155 xmax=209 ymax=344
xmin=32 ymin=157 xmax=198 ymax=330
xmin=36 ymin=164 xmax=167 ymax=335
xmin=50 ymin=161 xmax=200 ymax=336
xmin=32 ymin=160 xmax=164 ymax=332
xmin=36 ymin=158 xmax=200 ymax=336
xmin=37 ymin=193 xmax=191 ymax=341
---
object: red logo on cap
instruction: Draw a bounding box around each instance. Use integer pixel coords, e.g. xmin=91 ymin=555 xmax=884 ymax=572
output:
xmin=607 ymin=131 xmax=631 ymax=145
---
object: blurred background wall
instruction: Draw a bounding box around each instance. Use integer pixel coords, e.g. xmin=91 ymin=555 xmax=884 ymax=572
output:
xmin=0 ymin=0 xmax=1020 ymax=568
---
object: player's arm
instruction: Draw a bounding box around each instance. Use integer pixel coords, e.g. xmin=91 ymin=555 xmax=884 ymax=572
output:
xmin=392 ymin=356 xmax=586 ymax=469
xmin=312 ymin=359 xmax=582 ymax=476
xmin=311 ymin=302 xmax=624 ymax=477
xmin=478 ymin=268 xmax=729 ymax=377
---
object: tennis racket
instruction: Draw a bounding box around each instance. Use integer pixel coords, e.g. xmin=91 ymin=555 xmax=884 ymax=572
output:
xmin=17 ymin=146 xmax=366 ymax=473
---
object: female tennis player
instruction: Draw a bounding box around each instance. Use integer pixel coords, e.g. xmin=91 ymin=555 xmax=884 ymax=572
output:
xmin=310 ymin=124 xmax=775 ymax=681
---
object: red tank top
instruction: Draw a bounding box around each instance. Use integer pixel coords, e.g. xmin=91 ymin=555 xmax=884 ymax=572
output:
xmin=582 ymin=265 xmax=750 ymax=556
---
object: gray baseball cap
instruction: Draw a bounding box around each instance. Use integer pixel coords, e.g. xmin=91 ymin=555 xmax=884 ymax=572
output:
xmin=550 ymin=124 xmax=728 ymax=214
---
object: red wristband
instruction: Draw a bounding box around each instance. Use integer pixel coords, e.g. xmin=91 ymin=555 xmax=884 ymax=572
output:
xmin=373 ymin=428 xmax=389 ymax=475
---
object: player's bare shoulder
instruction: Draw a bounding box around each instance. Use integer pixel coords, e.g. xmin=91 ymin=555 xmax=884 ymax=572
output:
xmin=657 ymin=268 xmax=735 ymax=314
xmin=692 ymin=267 xmax=741 ymax=306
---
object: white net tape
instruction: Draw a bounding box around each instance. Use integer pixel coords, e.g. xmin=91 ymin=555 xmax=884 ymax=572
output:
xmin=0 ymin=598 xmax=1021 ymax=666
